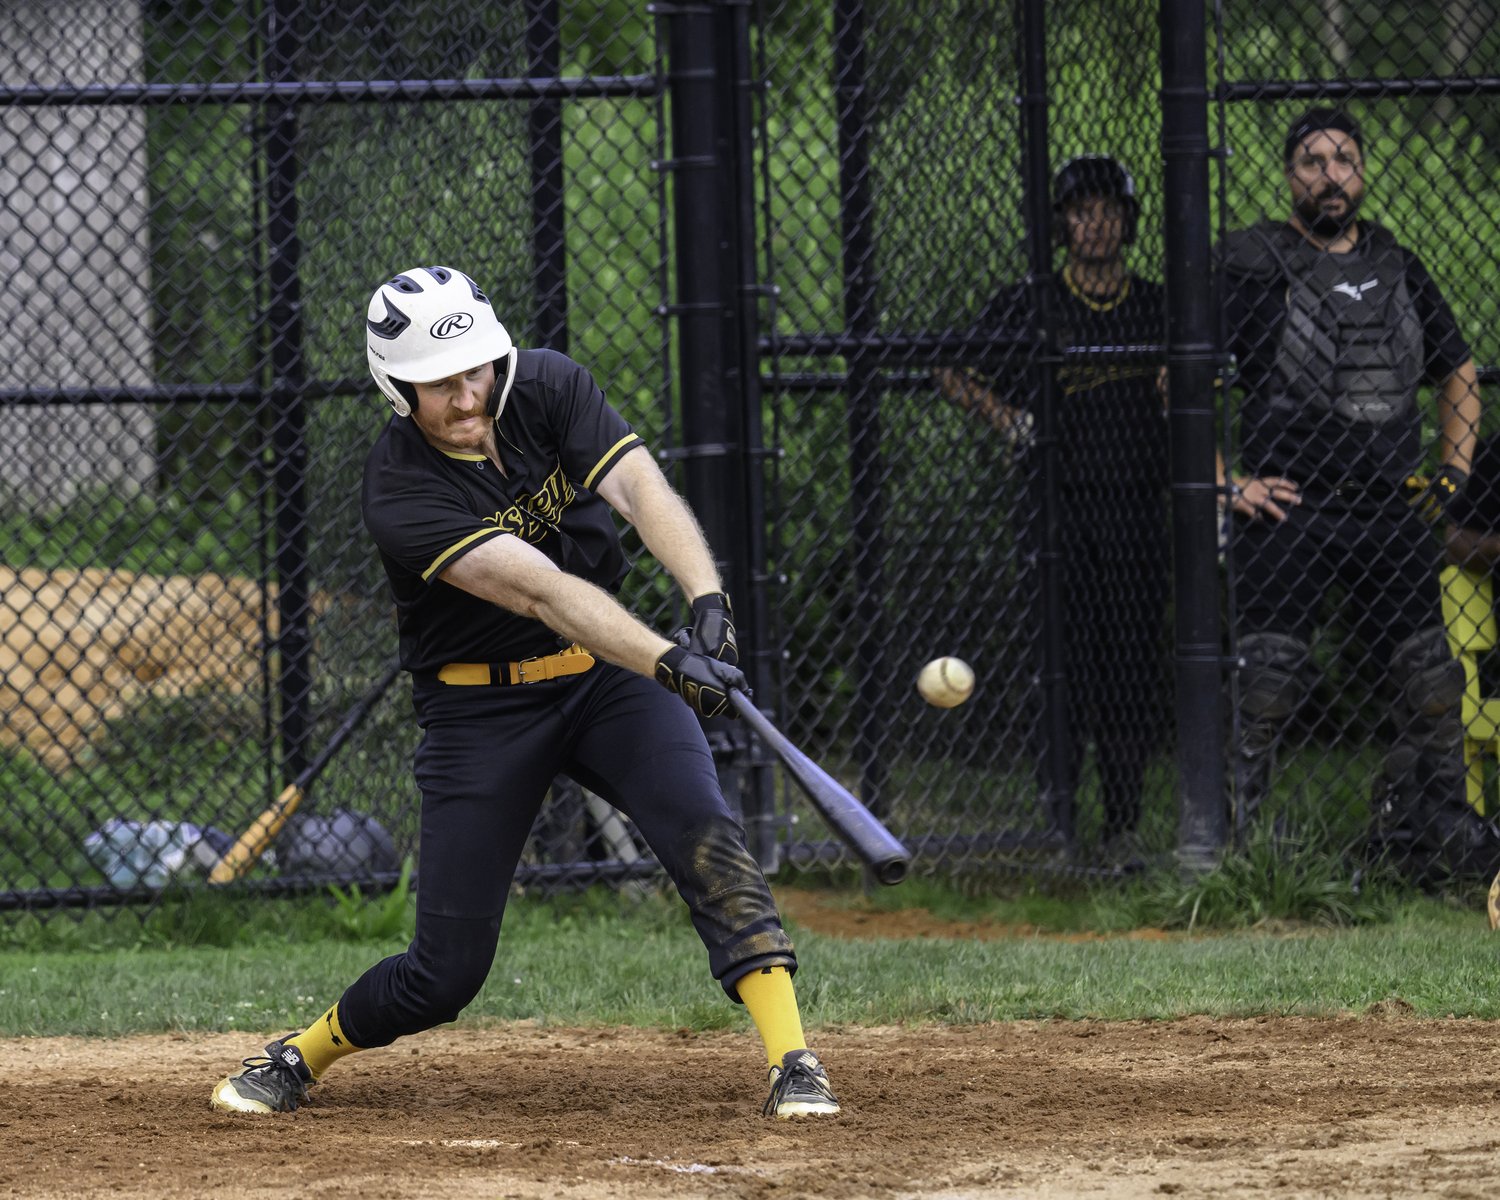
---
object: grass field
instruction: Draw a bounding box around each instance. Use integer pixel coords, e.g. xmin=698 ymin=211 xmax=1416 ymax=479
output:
xmin=0 ymin=882 xmax=1493 ymax=1040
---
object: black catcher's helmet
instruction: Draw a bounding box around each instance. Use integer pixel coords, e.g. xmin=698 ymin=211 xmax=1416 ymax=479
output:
xmin=1052 ymin=154 xmax=1139 ymax=246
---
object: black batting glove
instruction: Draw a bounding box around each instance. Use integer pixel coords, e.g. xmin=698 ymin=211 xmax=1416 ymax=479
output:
xmin=683 ymin=591 xmax=738 ymax=666
xmin=1406 ymin=465 xmax=1469 ymax=526
xmin=654 ymin=645 xmax=748 ymax=720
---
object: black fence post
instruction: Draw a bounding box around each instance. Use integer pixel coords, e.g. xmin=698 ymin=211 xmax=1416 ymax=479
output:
xmin=832 ymin=0 xmax=888 ymax=816
xmin=662 ymin=3 xmax=773 ymax=867
xmin=1016 ymin=0 xmax=1075 ymax=842
xmin=1160 ymin=0 xmax=1227 ymax=871
xmin=265 ymin=0 xmax=311 ymax=781
xmin=526 ymin=0 xmax=568 ymax=353
xmin=725 ymin=1 xmax=779 ymax=872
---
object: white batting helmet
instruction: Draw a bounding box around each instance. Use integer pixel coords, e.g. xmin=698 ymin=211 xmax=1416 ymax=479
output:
xmin=365 ymin=266 xmax=517 ymax=419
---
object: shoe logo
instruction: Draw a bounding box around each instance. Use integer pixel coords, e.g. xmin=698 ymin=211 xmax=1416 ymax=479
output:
xmin=1333 ymin=278 xmax=1379 ymax=301
xmin=431 ymin=312 xmax=475 ymax=339
xmin=283 ymin=1048 xmax=301 ymax=1065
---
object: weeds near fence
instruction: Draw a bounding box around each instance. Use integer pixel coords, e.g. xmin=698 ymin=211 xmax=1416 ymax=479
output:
xmin=1121 ymin=826 xmax=1404 ymax=931
xmin=328 ymin=857 xmax=415 ymax=942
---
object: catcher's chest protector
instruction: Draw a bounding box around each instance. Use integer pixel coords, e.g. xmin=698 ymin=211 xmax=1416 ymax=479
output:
xmin=1269 ymin=228 xmax=1423 ymax=427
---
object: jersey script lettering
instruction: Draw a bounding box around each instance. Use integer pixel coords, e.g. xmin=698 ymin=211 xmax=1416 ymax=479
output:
xmin=482 ymin=462 xmax=577 ymax=543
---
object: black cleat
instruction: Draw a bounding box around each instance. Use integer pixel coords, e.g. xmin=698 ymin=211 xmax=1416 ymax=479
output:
xmin=210 ymin=1037 xmax=314 ymax=1113
xmin=763 ymin=1049 xmax=841 ymax=1118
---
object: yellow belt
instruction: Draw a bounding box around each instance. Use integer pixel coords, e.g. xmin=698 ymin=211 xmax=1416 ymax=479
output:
xmin=437 ymin=644 xmax=596 ymax=686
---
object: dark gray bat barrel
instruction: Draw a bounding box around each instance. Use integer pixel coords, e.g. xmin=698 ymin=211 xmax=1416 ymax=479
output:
xmin=729 ymin=690 xmax=910 ymax=885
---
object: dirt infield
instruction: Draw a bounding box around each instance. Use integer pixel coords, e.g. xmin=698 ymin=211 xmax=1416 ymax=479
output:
xmin=2 ymin=1017 xmax=1499 ymax=1199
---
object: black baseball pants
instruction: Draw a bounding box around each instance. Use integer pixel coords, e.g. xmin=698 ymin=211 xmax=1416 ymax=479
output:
xmin=336 ymin=662 xmax=795 ymax=1051
xmin=1061 ymin=484 xmax=1172 ymax=839
xmin=1233 ymin=495 xmax=1439 ymax=667
xmin=1020 ymin=477 xmax=1172 ymax=839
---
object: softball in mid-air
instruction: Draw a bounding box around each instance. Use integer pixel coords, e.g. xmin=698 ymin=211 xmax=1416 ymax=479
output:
xmin=916 ymin=656 xmax=975 ymax=708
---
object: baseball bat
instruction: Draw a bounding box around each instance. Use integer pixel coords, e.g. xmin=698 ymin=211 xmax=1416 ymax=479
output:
xmin=729 ymin=689 xmax=910 ymax=885
xmin=209 ymin=660 xmax=403 ymax=884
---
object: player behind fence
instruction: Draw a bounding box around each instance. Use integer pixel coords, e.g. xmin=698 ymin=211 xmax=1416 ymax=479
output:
xmin=209 ymin=266 xmax=839 ymax=1119
xmin=936 ymin=154 xmax=1170 ymax=858
xmin=1219 ymin=109 xmax=1482 ymax=864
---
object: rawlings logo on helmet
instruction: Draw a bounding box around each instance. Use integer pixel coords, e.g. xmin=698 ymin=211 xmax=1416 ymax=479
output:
xmin=431 ymin=312 xmax=474 ymax=339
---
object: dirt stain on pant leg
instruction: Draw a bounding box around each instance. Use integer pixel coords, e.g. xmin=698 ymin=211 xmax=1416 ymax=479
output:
xmin=670 ymin=822 xmax=795 ymax=987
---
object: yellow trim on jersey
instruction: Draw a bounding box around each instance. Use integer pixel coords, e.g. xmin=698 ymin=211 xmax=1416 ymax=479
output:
xmin=1057 ymin=363 xmax=1156 ymax=396
xmin=584 ymin=434 xmax=644 ymax=489
xmin=421 ymin=528 xmax=501 ymax=582
xmin=439 ymin=449 xmax=488 ymax=462
xmin=1063 ymin=266 xmax=1131 ymax=312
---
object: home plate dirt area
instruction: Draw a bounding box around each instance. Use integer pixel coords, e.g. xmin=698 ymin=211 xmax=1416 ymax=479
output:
xmin=2 ymin=1018 xmax=1499 ymax=1199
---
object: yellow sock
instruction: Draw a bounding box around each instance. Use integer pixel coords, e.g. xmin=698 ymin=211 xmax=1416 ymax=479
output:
xmin=736 ymin=966 xmax=806 ymax=1068
xmin=286 ymin=1002 xmax=363 ymax=1080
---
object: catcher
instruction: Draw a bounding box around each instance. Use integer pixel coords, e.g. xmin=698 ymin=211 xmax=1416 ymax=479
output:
xmin=209 ymin=266 xmax=839 ymax=1119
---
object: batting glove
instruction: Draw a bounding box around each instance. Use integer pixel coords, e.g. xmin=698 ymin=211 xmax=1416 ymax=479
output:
xmin=681 ymin=591 xmax=738 ymax=666
xmin=655 ymin=645 xmax=747 ymax=720
xmin=1405 ymin=465 xmax=1469 ymax=526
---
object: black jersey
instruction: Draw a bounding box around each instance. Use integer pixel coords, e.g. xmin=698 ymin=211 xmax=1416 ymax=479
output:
xmin=362 ymin=348 xmax=645 ymax=673
xmin=979 ymin=270 xmax=1167 ymax=489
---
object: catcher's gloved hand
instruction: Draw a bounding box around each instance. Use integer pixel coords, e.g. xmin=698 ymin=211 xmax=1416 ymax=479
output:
xmin=677 ymin=591 xmax=738 ymax=666
xmin=1405 ymin=465 xmax=1469 ymax=526
xmin=654 ymin=645 xmax=747 ymax=719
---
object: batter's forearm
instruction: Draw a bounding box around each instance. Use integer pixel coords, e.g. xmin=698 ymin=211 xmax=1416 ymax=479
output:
xmin=440 ymin=534 xmax=672 ymax=676
xmin=628 ymin=481 xmax=722 ymax=601
xmin=597 ymin=447 xmax=721 ymax=600
xmin=529 ymin=571 xmax=673 ymax=676
xmin=1439 ymin=359 xmax=1480 ymax=474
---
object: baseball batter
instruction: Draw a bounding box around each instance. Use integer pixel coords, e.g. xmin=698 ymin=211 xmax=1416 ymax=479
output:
xmin=209 ymin=266 xmax=839 ymax=1119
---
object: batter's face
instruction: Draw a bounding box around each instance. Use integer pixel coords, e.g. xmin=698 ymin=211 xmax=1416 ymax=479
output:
xmin=411 ymin=361 xmax=498 ymax=454
xmin=1285 ymin=129 xmax=1365 ymax=238
xmin=1064 ymin=195 xmax=1126 ymax=264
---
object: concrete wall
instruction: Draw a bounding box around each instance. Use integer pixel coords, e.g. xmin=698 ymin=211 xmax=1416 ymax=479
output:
xmin=0 ymin=0 xmax=155 ymax=502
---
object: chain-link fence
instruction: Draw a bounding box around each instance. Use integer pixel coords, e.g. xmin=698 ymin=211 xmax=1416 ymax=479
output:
xmin=1214 ymin=0 xmax=1500 ymax=885
xmin=0 ymin=0 xmax=674 ymax=911
xmin=5 ymin=0 xmax=1498 ymax=919
xmin=757 ymin=0 xmax=1176 ymax=877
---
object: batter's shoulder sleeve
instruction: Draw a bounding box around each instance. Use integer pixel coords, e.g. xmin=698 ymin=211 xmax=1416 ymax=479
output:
xmin=530 ymin=348 xmax=645 ymax=489
xmin=361 ymin=423 xmax=509 ymax=583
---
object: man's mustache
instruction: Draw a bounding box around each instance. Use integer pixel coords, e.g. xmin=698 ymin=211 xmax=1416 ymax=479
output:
xmin=1311 ymin=185 xmax=1350 ymax=204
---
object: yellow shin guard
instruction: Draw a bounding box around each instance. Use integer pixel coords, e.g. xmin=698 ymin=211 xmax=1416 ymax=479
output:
xmin=736 ymin=965 xmax=806 ymax=1067
xmin=286 ymin=1002 xmax=362 ymax=1080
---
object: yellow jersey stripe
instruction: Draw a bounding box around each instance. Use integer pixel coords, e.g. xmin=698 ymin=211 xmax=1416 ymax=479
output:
xmin=583 ymin=434 xmax=644 ymax=490
xmin=421 ymin=527 xmax=503 ymax=582
xmin=439 ymin=449 xmax=488 ymax=462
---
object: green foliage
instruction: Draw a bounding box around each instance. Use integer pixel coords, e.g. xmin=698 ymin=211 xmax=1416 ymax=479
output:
xmin=327 ymin=856 xmax=416 ymax=942
xmin=0 ymin=488 xmax=263 ymax=575
xmin=1121 ymin=826 xmax=1403 ymax=931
